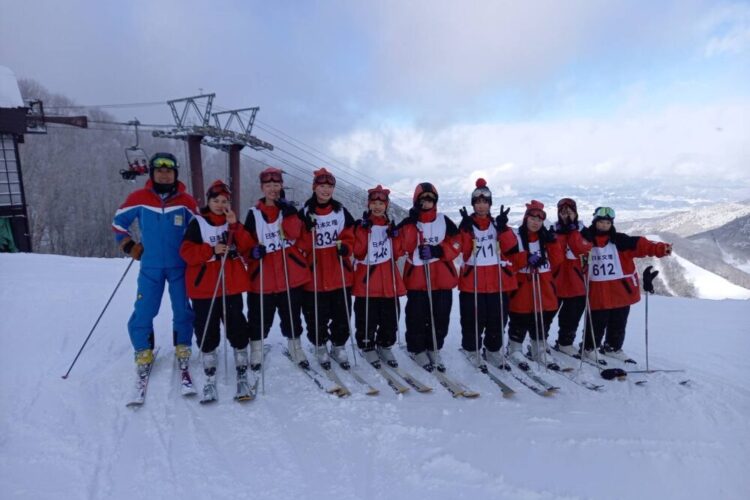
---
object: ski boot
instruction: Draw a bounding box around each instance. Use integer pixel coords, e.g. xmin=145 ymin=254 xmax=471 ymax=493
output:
xmin=508 ymin=341 xmax=530 ymax=371
xmin=601 ymin=344 xmax=636 ymax=364
xmin=582 ymin=346 xmax=607 ymax=365
xmin=464 ymin=349 xmax=487 ymax=370
xmin=377 ymin=345 xmax=398 ymax=368
xmin=200 ymin=350 xmax=218 ymax=404
xmin=287 ymin=337 xmax=309 ymax=368
xmin=427 ymin=350 xmax=445 ymax=372
xmin=554 ymin=341 xmax=579 ymax=357
xmin=234 ymin=347 xmax=252 ymax=401
xmin=175 ymin=344 xmax=191 ymax=370
xmin=330 ymin=345 xmax=350 ymax=369
xmin=362 ymin=348 xmax=380 ymax=368
xmin=249 ymin=340 xmax=263 ymax=371
xmin=529 ymin=340 xmax=560 ymax=371
xmin=314 ymin=344 xmax=331 ymax=370
xmin=413 ymin=351 xmax=432 ymax=371
xmin=483 ymin=348 xmax=510 ymax=371
xmin=134 ymin=348 xmax=154 ymax=377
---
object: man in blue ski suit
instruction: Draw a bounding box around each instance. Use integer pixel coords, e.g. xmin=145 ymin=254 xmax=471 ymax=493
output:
xmin=112 ymin=152 xmax=198 ymax=372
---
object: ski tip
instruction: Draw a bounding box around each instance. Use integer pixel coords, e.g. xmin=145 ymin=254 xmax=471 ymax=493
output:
xmin=501 ymin=391 xmax=516 ymax=398
xmin=366 ymin=389 xmax=380 ymax=396
xmin=462 ymin=392 xmax=480 ymax=399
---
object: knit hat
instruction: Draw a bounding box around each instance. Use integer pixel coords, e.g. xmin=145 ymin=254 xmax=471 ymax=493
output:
xmin=413 ymin=182 xmax=438 ymax=205
xmin=471 ymin=178 xmax=492 ymax=205
xmin=524 ymin=200 xmax=547 ymax=221
xmin=368 ymin=184 xmax=390 ymax=205
xmin=206 ymin=179 xmax=231 ymax=200
xmin=259 ymin=167 xmax=283 ymax=184
xmin=313 ymin=167 xmax=336 ymax=187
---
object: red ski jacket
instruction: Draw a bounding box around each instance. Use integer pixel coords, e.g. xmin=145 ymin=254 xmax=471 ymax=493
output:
xmin=242 ymin=200 xmax=310 ymax=294
xmin=351 ymin=214 xmax=407 ymax=298
xmin=509 ymin=230 xmax=564 ymax=313
xmin=296 ymin=199 xmax=356 ymax=292
xmin=551 ymin=222 xmax=593 ymax=298
xmin=585 ymin=229 xmax=670 ymax=310
xmin=399 ymin=209 xmax=461 ymax=291
xmin=180 ymin=210 xmax=253 ymax=299
xmin=458 ymin=214 xmax=525 ymax=293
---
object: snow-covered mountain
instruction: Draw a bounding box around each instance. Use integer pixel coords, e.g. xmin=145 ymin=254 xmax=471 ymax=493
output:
xmin=1 ymin=253 xmax=749 ymax=500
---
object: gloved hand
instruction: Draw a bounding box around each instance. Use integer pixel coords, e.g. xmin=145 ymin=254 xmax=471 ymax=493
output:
xmin=458 ymin=207 xmax=474 ymax=232
xmin=302 ymin=211 xmax=316 ymax=231
xmin=538 ymin=226 xmax=557 ymax=244
xmin=360 ymin=211 xmax=373 ymax=230
xmin=494 ymin=205 xmax=510 ymax=232
xmin=250 ymin=245 xmax=267 ymax=260
xmin=277 ymin=199 xmax=298 ymax=218
xmin=528 ymin=253 xmax=547 ymax=269
xmin=120 ymin=238 xmax=144 ymax=261
xmin=214 ymin=243 xmax=228 ymax=256
xmin=386 ymin=222 xmax=399 ymax=239
xmin=643 ymin=265 xmax=659 ymax=293
xmin=419 ymin=244 xmax=443 ymax=261
xmin=337 ymin=242 xmax=350 ymax=257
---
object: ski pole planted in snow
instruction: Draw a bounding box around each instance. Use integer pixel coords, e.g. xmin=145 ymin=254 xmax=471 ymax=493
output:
xmin=62 ymin=258 xmax=136 ymax=379
xmin=643 ymin=265 xmax=659 ymax=373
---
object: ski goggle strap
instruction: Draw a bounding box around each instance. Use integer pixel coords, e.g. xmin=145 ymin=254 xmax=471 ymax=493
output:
xmin=368 ymin=191 xmax=389 ymax=202
xmin=151 ymin=157 xmax=177 ymax=169
xmin=260 ymin=170 xmax=283 ymax=183
xmin=418 ymin=193 xmax=437 ymax=202
xmin=557 ymin=198 xmax=577 ymax=211
xmin=593 ymin=206 xmax=616 ymax=219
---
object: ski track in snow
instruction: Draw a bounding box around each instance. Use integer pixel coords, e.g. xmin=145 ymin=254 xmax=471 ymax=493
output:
xmin=1 ymin=253 xmax=749 ymax=500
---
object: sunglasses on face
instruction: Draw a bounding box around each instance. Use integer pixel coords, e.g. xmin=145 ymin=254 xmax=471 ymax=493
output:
xmin=418 ymin=194 xmax=436 ymax=203
xmin=314 ymin=174 xmax=336 ymax=186
xmin=593 ymin=206 xmax=616 ymax=218
xmin=557 ymin=198 xmax=576 ymax=210
xmin=152 ymin=158 xmax=177 ymax=169
xmin=208 ymin=185 xmax=231 ymax=198
xmin=260 ymin=171 xmax=283 ymax=183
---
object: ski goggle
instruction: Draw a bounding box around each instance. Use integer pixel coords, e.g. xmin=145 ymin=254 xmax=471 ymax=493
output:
xmin=418 ymin=193 xmax=437 ymax=202
xmin=368 ymin=191 xmax=389 ymax=202
xmin=260 ymin=170 xmax=283 ymax=183
xmin=314 ymin=173 xmax=336 ymax=186
xmin=593 ymin=206 xmax=615 ymax=219
xmin=557 ymin=198 xmax=577 ymax=211
xmin=151 ymin=157 xmax=177 ymax=169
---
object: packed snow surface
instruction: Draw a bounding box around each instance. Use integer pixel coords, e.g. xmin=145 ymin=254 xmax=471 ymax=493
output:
xmin=1 ymin=253 xmax=749 ymax=499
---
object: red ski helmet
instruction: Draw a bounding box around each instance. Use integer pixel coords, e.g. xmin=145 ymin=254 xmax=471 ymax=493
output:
xmin=413 ymin=182 xmax=438 ymax=205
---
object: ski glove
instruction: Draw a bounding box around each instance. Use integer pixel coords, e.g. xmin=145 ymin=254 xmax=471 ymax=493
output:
xmin=386 ymin=223 xmax=399 ymax=239
xmin=538 ymin=226 xmax=557 ymax=244
xmin=302 ymin=212 xmax=316 ymax=231
xmin=458 ymin=207 xmax=474 ymax=232
xmin=360 ymin=211 xmax=373 ymax=231
xmin=120 ymin=238 xmax=144 ymax=261
xmin=419 ymin=244 xmax=443 ymax=261
xmin=494 ymin=205 xmax=510 ymax=232
xmin=643 ymin=265 xmax=659 ymax=293
xmin=276 ymin=199 xmax=298 ymax=218
xmin=337 ymin=242 xmax=350 ymax=257
xmin=250 ymin=245 xmax=267 ymax=260
xmin=528 ymin=253 xmax=546 ymax=269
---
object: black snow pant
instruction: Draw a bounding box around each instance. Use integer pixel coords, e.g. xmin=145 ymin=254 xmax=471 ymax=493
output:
xmin=192 ymin=294 xmax=249 ymax=353
xmin=583 ymin=305 xmax=630 ymax=350
xmin=552 ymin=295 xmax=587 ymax=347
xmin=354 ymin=296 xmax=399 ymax=349
xmin=247 ymin=286 xmax=305 ymax=341
xmin=302 ymin=288 xmax=352 ymax=347
xmin=405 ymin=289 xmax=452 ymax=353
xmin=508 ymin=310 xmax=556 ymax=345
xmin=459 ymin=291 xmax=509 ymax=352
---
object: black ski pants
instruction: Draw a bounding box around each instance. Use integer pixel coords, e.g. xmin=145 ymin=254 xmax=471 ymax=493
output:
xmin=508 ymin=310 xmax=556 ymax=345
xmin=354 ymin=296 xmax=399 ymax=349
xmin=247 ymin=286 xmax=305 ymax=341
xmin=405 ymin=289 xmax=452 ymax=353
xmin=552 ymin=295 xmax=587 ymax=347
xmin=192 ymin=294 xmax=248 ymax=353
xmin=583 ymin=305 xmax=630 ymax=350
xmin=459 ymin=291 xmax=509 ymax=352
xmin=302 ymin=288 xmax=352 ymax=347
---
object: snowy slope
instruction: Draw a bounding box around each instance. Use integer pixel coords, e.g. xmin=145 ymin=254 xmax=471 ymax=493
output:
xmin=617 ymin=201 xmax=750 ymax=237
xmin=1 ymin=254 xmax=749 ymax=500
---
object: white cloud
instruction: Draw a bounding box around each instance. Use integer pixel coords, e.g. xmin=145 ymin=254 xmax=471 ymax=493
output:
xmin=701 ymin=2 xmax=750 ymax=57
xmin=329 ymin=99 xmax=750 ymax=197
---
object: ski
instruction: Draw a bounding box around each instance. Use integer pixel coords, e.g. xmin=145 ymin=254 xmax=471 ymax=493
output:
xmin=554 ymin=346 xmax=628 ymax=382
xmin=384 ymin=364 xmax=432 ymax=393
xmin=459 ymin=349 xmax=515 ymax=398
xmin=126 ymin=347 xmax=160 ymax=408
xmin=178 ymin=359 xmax=197 ymax=397
xmin=282 ymin=348 xmax=348 ymax=397
xmin=544 ymin=365 xmax=605 ymax=392
xmin=337 ymin=361 xmax=380 ymax=396
xmin=320 ymin=365 xmax=352 ymax=397
xmin=525 ymin=346 xmax=574 ymax=372
xmin=234 ymin=370 xmax=254 ymax=402
xmin=507 ymin=356 xmax=559 ymax=393
xmin=596 ymin=352 xmax=648 ymax=385
xmin=200 ymin=381 xmax=218 ymax=404
xmin=367 ymin=361 xmax=409 ymax=394
xmin=400 ymin=346 xmax=479 ymax=398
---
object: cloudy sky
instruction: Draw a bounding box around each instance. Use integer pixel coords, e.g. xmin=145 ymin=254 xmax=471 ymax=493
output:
xmin=2 ymin=0 xmax=749 ymax=203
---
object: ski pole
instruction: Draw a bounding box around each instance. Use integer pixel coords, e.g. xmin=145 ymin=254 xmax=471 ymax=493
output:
xmin=642 ymin=265 xmax=659 ymax=373
xmin=197 ymin=242 xmax=231 ymax=371
xmin=61 ymin=258 xmax=135 ymax=379
xmin=222 ymin=253 xmax=229 ymax=384
xmin=310 ymin=213 xmax=321 ymax=359
xmin=388 ymin=221 xmax=402 ymax=347
xmin=279 ymin=226 xmax=300 ymax=349
xmin=259 ymin=255 xmax=266 ymax=393
xmin=495 ymin=240 xmax=509 ymax=368
xmin=472 ymin=238 xmax=481 ymax=368
xmin=337 ymin=242 xmax=357 ymax=366
xmin=530 ymin=270 xmax=548 ymax=371
xmin=364 ymin=229 xmax=372 ymax=351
